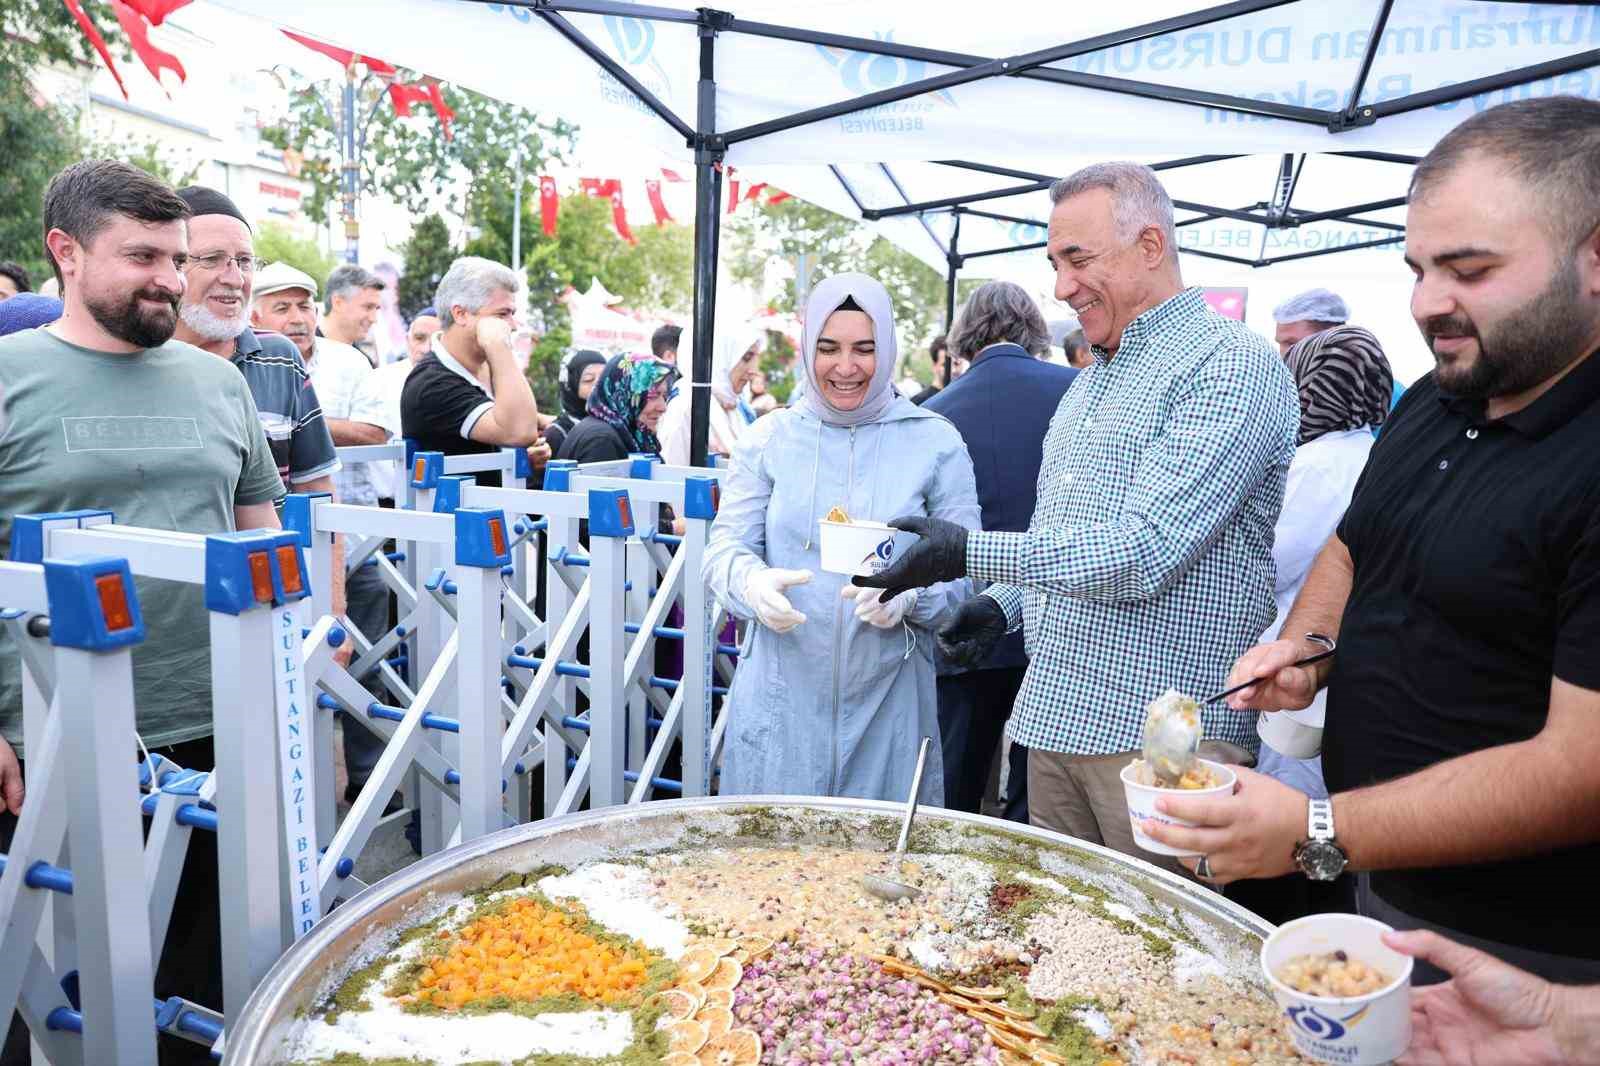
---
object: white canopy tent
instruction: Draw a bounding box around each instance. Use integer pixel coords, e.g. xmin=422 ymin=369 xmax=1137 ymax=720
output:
xmin=206 ymin=0 xmax=1600 ymax=460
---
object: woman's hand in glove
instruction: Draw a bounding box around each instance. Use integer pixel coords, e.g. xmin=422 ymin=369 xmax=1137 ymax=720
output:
xmin=840 ymin=585 xmax=917 ymax=629
xmin=743 ymin=567 xmax=812 ymax=633
xmin=935 ymin=595 xmax=1009 ymax=668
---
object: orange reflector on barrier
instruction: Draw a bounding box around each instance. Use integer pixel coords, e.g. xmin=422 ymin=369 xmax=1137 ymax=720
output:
xmin=488 ymin=517 xmax=507 ymax=556
xmin=617 ymin=497 xmax=633 ymax=529
xmin=276 ymin=545 xmax=304 ymax=594
xmin=413 ymin=457 xmax=427 ymax=483
xmin=94 ymin=573 xmax=134 ymax=631
xmin=248 ymin=551 xmax=274 ymax=603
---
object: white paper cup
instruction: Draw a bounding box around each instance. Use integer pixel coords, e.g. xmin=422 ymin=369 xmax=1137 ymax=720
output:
xmin=1119 ymin=758 xmax=1237 ymax=857
xmin=1257 ymin=707 xmax=1324 ymax=759
xmin=1262 ymin=914 xmax=1413 ymax=1065
xmin=817 ymin=519 xmax=919 ymax=577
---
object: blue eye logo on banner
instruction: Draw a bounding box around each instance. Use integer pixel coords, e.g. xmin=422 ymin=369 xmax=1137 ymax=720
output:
xmin=604 ymin=15 xmax=655 ymax=65
xmin=816 ymin=31 xmax=958 ymax=136
xmin=597 ymin=15 xmax=674 ymax=117
xmin=1009 ymin=221 xmax=1048 ymax=247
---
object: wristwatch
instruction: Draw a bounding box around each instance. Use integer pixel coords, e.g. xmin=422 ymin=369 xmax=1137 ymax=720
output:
xmin=1293 ymin=799 xmax=1349 ymax=881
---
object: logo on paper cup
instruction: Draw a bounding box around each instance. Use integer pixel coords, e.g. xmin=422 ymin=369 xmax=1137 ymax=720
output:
xmin=859 ymin=536 xmax=897 ymax=574
xmin=1286 ymin=1004 xmax=1369 ymax=1042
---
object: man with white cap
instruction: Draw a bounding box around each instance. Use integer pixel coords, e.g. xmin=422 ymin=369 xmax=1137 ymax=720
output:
xmin=1271 ymin=287 xmax=1351 ymax=355
xmin=252 ymin=261 xmax=397 ymax=805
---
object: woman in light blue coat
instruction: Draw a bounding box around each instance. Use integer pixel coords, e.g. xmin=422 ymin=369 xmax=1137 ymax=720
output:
xmin=702 ymin=273 xmax=980 ymax=804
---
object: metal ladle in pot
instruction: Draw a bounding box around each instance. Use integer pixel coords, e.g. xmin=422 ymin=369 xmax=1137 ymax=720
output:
xmin=862 ymin=736 xmax=932 ymax=903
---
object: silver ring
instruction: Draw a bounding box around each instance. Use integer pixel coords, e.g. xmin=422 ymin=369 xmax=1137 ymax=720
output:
xmin=1196 ymin=854 xmax=1213 ymax=880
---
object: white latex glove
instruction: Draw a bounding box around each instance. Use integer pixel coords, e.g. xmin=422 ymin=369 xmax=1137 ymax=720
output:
xmin=742 ymin=567 xmax=812 ymax=633
xmin=841 ymin=584 xmax=916 ymax=629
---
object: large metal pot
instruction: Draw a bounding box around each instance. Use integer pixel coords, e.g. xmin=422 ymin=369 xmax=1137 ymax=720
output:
xmin=226 ymin=797 xmax=1275 ymax=1064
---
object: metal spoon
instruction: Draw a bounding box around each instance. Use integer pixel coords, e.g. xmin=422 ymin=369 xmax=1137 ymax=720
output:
xmin=862 ymin=736 xmax=932 ymax=903
xmin=1142 ymin=635 xmax=1338 ymax=788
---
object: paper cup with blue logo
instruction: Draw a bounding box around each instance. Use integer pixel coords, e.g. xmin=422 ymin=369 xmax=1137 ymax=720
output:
xmin=1262 ymin=914 xmax=1413 ymax=1065
xmin=818 ymin=518 xmax=920 ymax=577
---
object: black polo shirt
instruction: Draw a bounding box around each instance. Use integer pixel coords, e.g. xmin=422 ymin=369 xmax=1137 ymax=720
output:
xmin=1324 ymin=349 xmax=1600 ymax=957
xmin=400 ymin=343 xmax=501 ymax=487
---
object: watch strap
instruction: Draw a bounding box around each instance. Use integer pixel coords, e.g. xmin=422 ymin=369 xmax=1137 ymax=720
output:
xmin=1307 ymin=798 xmax=1335 ymax=843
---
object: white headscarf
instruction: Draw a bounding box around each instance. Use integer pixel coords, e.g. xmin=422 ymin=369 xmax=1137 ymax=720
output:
xmin=712 ymin=321 xmax=764 ymax=407
xmin=798 ymin=273 xmax=898 ymax=427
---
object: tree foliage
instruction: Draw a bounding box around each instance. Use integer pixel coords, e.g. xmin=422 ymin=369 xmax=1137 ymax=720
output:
xmin=255 ymin=221 xmax=338 ymax=295
xmin=0 ymin=80 xmax=81 ymax=285
xmin=396 ymin=213 xmax=456 ymax=321
xmin=724 ymin=197 xmax=953 ymax=366
xmin=261 ymin=73 xmax=575 ymax=228
xmin=466 ymin=189 xmax=693 ymax=410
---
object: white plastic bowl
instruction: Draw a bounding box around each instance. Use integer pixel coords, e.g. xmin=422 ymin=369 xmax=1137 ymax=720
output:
xmin=817 ymin=518 xmax=918 ymax=577
xmin=1261 ymin=914 xmax=1414 ymax=1065
xmin=1120 ymin=757 xmax=1237 ymax=857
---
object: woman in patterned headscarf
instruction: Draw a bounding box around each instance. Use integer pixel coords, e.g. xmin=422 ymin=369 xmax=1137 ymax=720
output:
xmin=1238 ymin=324 xmax=1395 ymax=925
xmin=555 ymin=351 xmax=678 ymax=462
xmin=1285 ymin=325 xmax=1394 ymax=444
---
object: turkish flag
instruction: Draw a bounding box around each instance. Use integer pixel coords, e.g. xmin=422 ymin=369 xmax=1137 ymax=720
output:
xmin=743 ymin=182 xmax=767 ymax=203
xmin=767 ymin=190 xmax=792 ymax=205
xmin=387 ymin=80 xmax=429 ymax=117
xmin=644 ymin=179 xmax=672 ymax=225
xmin=660 ymin=169 xmax=686 ymax=182
xmin=610 ymin=189 xmax=637 ymax=245
xmin=726 ymin=177 xmax=741 ymax=214
xmin=111 ymin=0 xmax=186 ymax=90
xmin=424 ymin=82 xmax=455 ymax=140
xmin=579 ymin=177 xmax=611 ymax=198
xmin=282 ymin=30 xmax=395 ymax=76
xmin=120 ymin=0 xmax=191 ymax=23
xmin=539 ymin=176 xmax=558 ymax=237
xmin=61 ymin=0 xmax=128 ymax=99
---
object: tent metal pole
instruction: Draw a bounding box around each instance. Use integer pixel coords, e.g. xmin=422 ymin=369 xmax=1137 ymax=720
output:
xmin=1176 ymin=247 xmax=1261 ymax=267
xmin=960 ymin=208 xmax=1047 ymax=229
xmin=1291 ymin=197 xmax=1407 ymax=225
xmin=1170 ymin=200 xmax=1278 ymax=227
xmin=1370 ymin=48 xmax=1600 ymax=121
xmin=961 ymin=240 xmax=1049 ymax=262
xmin=1330 ymin=151 xmax=1420 ymax=165
xmin=878 ymin=164 xmax=948 ymax=258
xmin=867 ymin=180 xmax=1054 ymax=220
xmin=1333 ymin=0 xmax=1395 ymax=131
xmin=688 ymin=15 xmax=723 ymax=468
xmin=534 ymin=7 xmax=694 ymax=141
xmin=944 ymin=210 xmax=961 ymax=382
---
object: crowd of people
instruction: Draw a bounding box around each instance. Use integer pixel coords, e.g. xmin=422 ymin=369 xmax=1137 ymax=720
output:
xmin=0 ymin=92 xmax=1597 ymax=1063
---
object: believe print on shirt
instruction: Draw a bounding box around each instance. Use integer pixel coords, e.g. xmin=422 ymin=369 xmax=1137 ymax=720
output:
xmin=231 ymin=327 xmax=340 ymax=489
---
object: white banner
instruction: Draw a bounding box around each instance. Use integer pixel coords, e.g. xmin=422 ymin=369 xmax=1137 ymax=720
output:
xmin=273 ymin=604 xmax=318 ymax=940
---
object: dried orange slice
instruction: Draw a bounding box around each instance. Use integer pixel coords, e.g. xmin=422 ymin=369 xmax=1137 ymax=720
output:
xmin=953 ymin=984 xmax=1008 ymax=1000
xmin=662 ymin=1055 xmax=700 ymax=1066
xmin=704 ymin=957 xmax=742 ymax=992
xmin=729 ymin=948 xmax=750 ymax=966
xmin=702 ymin=987 xmax=733 ymax=1010
xmin=998 ymin=1016 xmax=1048 ymax=1040
xmin=696 ymin=1005 xmax=734 ymax=1040
xmin=675 ymin=981 xmax=708 ymax=1008
xmin=650 ymin=989 xmax=699 ymax=1020
xmin=665 ymin=1018 xmax=709 ymax=1055
xmin=697 ymin=937 xmax=739 ymax=958
xmin=676 ymin=947 xmax=720 ymax=985
xmin=697 ymin=1027 xmax=761 ymax=1066
xmin=737 ymin=935 xmax=774 ymax=958
xmin=1031 ymin=1048 xmax=1070 ymax=1065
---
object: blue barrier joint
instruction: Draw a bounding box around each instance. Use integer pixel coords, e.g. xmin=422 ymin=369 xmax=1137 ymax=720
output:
xmin=410 ymin=450 xmax=444 ymax=490
xmin=542 ymin=459 xmax=577 ymax=492
xmin=684 ymin=476 xmax=720 ymax=521
xmin=433 ymin=474 xmax=473 ymax=515
xmin=9 ymin=510 xmax=115 ymax=564
xmin=42 ymin=556 xmax=145 ymax=651
xmin=455 ymin=508 xmax=513 ymax=569
xmin=588 ymin=489 xmax=635 ymax=539
xmin=204 ymin=531 xmax=310 ymax=614
xmin=279 ymin=492 xmax=333 ymax=547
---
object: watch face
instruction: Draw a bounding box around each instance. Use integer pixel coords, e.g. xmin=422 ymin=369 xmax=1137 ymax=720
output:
xmin=1298 ymin=841 xmax=1347 ymax=881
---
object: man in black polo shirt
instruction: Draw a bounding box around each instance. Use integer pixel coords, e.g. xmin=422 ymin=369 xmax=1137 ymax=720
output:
xmin=401 ymin=256 xmax=542 ymax=487
xmin=1145 ymin=96 xmax=1600 ymax=984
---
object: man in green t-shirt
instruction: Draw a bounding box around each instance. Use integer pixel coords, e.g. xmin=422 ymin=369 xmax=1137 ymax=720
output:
xmin=0 ymin=159 xmax=283 ymax=803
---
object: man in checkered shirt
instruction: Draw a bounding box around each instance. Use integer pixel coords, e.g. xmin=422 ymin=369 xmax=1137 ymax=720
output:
xmin=858 ymin=162 xmax=1298 ymax=869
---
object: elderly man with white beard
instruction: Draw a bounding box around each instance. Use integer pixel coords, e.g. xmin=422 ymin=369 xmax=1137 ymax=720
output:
xmin=172 ymin=186 xmax=346 ymax=624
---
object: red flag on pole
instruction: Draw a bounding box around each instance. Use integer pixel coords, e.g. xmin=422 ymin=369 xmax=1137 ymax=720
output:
xmin=120 ymin=0 xmax=191 ymax=23
xmin=644 ymin=179 xmax=672 ymax=225
xmin=539 ymin=176 xmax=559 ymax=237
xmin=423 ymin=82 xmax=455 ymax=140
xmin=61 ymin=0 xmax=129 ymax=100
xmin=386 ymin=80 xmax=429 ymax=116
xmin=743 ymin=182 xmax=768 ymax=203
xmin=579 ymin=177 xmax=609 ymax=198
xmin=610 ymin=188 xmax=637 ymax=245
xmin=282 ymin=30 xmax=396 ymax=76
xmin=111 ymin=0 xmax=186 ymax=89
xmin=660 ymin=169 xmax=687 ymax=182
xmin=767 ymin=190 xmax=792 ymax=205
xmin=726 ymin=178 xmax=741 ymax=214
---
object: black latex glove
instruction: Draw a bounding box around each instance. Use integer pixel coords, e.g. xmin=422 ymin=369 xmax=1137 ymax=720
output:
xmin=850 ymin=515 xmax=969 ymax=601
xmin=935 ymin=596 xmax=1009 ymax=669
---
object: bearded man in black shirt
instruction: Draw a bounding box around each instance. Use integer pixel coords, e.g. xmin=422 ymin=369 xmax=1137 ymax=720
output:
xmin=1144 ymin=95 xmax=1600 ymax=985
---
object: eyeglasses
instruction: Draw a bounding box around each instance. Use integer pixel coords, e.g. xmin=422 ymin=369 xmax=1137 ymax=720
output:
xmin=186 ymin=252 xmax=267 ymax=275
